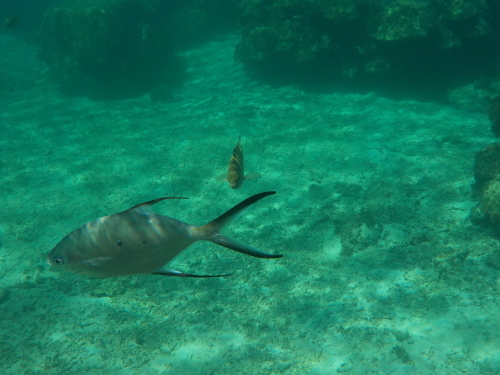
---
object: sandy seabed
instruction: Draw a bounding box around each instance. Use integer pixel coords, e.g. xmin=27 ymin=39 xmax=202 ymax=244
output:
xmin=1 ymin=32 xmax=499 ymax=374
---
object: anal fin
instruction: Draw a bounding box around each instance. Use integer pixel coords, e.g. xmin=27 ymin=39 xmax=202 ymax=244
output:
xmin=152 ymin=268 xmax=232 ymax=278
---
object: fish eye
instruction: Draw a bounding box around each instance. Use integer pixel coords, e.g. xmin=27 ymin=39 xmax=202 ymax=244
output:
xmin=53 ymin=257 xmax=65 ymax=265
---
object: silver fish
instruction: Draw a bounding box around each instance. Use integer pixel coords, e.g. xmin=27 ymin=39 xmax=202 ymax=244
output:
xmin=47 ymin=192 xmax=282 ymax=278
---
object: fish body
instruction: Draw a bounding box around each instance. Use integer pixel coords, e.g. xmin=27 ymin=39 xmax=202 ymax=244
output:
xmin=217 ymin=137 xmax=260 ymax=189
xmin=227 ymin=137 xmax=244 ymax=189
xmin=47 ymin=192 xmax=281 ymax=278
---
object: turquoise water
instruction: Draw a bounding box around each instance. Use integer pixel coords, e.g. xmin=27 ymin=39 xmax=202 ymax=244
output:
xmin=1 ymin=8 xmax=500 ymax=375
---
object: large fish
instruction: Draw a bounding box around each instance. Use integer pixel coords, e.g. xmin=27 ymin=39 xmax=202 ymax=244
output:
xmin=217 ymin=137 xmax=261 ymax=189
xmin=47 ymin=192 xmax=282 ymax=278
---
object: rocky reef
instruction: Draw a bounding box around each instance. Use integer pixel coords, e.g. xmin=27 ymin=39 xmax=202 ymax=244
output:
xmin=40 ymin=0 xmax=177 ymax=99
xmin=474 ymin=143 xmax=500 ymax=190
xmin=471 ymin=143 xmax=500 ymax=227
xmin=478 ymin=178 xmax=500 ymax=225
xmin=235 ymin=0 xmax=500 ymax=93
xmin=39 ymin=0 xmax=240 ymax=99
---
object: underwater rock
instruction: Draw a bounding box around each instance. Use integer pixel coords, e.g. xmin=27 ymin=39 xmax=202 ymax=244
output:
xmin=489 ymin=95 xmax=500 ymax=137
xmin=40 ymin=0 xmax=176 ymax=99
xmin=473 ymin=143 xmax=500 ymax=190
xmin=235 ymin=0 xmax=361 ymax=83
xmin=486 ymin=249 xmax=500 ymax=270
xmin=235 ymin=0 xmax=500 ymax=92
xmin=478 ymin=177 xmax=500 ymax=226
xmin=472 ymin=144 xmax=500 ymax=230
xmin=470 ymin=204 xmax=488 ymax=227
xmin=371 ymin=0 xmax=434 ymax=42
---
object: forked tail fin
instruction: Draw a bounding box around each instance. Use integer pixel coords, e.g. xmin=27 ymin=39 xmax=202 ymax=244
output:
xmin=195 ymin=191 xmax=283 ymax=259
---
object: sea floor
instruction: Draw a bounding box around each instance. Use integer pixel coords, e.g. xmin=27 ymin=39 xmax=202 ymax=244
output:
xmin=1 ymin=32 xmax=500 ymax=374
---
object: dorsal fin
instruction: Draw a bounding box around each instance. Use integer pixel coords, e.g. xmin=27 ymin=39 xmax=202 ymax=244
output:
xmin=125 ymin=197 xmax=188 ymax=211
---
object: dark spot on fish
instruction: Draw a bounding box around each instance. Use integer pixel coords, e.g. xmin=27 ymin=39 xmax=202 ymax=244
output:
xmin=142 ymin=241 xmax=146 ymax=244
xmin=117 ymin=240 xmax=123 ymax=246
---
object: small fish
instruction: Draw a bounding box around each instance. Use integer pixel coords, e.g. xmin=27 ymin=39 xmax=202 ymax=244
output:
xmin=47 ymin=192 xmax=282 ymax=278
xmin=4 ymin=15 xmax=19 ymax=30
xmin=217 ymin=137 xmax=261 ymax=189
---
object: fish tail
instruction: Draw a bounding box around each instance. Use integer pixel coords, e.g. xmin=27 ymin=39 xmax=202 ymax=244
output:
xmin=194 ymin=192 xmax=282 ymax=259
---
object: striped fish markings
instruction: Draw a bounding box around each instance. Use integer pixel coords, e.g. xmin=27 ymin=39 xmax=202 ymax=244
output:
xmin=47 ymin=192 xmax=282 ymax=278
xmin=218 ymin=137 xmax=261 ymax=189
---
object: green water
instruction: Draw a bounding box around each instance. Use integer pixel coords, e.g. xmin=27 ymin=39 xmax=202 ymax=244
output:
xmin=1 ymin=13 xmax=499 ymax=375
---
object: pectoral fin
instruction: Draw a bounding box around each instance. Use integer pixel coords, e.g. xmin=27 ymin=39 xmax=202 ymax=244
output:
xmin=152 ymin=268 xmax=232 ymax=278
xmin=215 ymin=174 xmax=228 ymax=182
xmin=244 ymin=172 xmax=261 ymax=181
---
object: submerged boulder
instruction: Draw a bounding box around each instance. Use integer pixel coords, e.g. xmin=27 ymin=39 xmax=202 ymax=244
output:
xmin=40 ymin=0 xmax=176 ymax=99
xmin=473 ymin=143 xmax=500 ymax=190
xmin=472 ymin=143 xmax=500 ymax=227
xmin=235 ymin=0 xmax=500 ymax=93
xmin=476 ymin=177 xmax=500 ymax=227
